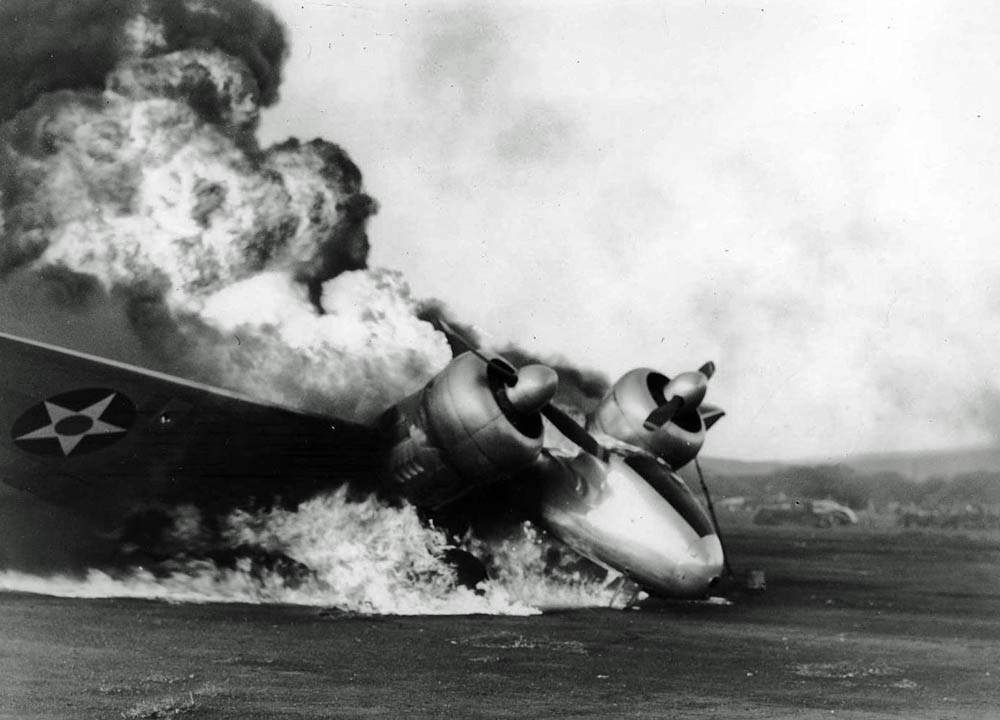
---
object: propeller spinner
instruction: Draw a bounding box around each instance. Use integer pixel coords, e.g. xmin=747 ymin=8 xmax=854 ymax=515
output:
xmin=437 ymin=320 xmax=607 ymax=460
xmin=642 ymin=361 xmax=717 ymax=431
xmin=434 ymin=321 xmax=730 ymax=595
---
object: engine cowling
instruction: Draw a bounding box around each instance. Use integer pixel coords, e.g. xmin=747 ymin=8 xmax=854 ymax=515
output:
xmin=587 ymin=367 xmax=723 ymax=470
xmin=379 ymin=351 xmax=556 ymax=508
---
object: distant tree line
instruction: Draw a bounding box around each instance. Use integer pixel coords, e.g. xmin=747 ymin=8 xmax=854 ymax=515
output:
xmin=704 ymin=464 xmax=1000 ymax=510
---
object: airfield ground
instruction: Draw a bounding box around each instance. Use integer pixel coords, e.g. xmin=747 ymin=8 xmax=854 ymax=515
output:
xmin=2 ymin=525 xmax=999 ymax=719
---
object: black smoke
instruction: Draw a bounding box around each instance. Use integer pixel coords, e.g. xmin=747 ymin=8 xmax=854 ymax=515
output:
xmin=498 ymin=346 xmax=610 ymax=414
xmin=152 ymin=0 xmax=287 ymax=106
xmin=0 ymin=0 xmax=287 ymax=124
xmin=0 ymin=0 xmax=133 ymax=123
xmin=417 ymin=301 xmax=610 ymax=414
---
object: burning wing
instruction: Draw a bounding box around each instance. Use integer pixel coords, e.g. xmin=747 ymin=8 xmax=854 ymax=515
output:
xmin=0 ymin=332 xmax=381 ymax=530
xmin=1 ymin=327 xmax=729 ymax=601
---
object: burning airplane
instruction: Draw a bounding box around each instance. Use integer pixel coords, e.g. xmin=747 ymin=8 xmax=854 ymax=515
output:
xmin=0 ymin=0 xmax=726 ymax=611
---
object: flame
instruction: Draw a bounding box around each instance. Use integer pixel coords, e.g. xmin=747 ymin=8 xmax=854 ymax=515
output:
xmin=469 ymin=523 xmax=636 ymax=610
xmin=0 ymin=2 xmax=448 ymax=416
xmin=0 ymin=489 xmax=630 ymax=614
xmin=0 ymin=0 xmax=619 ymax=614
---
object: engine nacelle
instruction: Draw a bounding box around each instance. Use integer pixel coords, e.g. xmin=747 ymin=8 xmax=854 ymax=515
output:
xmin=379 ymin=352 xmax=551 ymax=508
xmin=587 ymin=367 xmax=722 ymax=470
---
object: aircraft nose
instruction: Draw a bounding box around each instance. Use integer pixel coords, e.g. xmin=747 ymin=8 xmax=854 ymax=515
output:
xmin=641 ymin=534 xmax=725 ymax=598
xmin=631 ymin=535 xmax=723 ymax=598
xmin=683 ymin=534 xmax=725 ymax=592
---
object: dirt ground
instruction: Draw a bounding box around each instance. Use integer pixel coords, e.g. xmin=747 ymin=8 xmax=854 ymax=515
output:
xmin=2 ymin=525 xmax=999 ymax=719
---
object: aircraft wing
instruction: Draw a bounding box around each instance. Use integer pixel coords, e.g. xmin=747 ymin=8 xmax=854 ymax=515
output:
xmin=0 ymin=332 xmax=382 ymax=530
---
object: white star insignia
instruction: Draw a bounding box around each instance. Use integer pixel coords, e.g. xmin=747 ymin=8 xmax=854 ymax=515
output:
xmin=15 ymin=392 xmax=127 ymax=456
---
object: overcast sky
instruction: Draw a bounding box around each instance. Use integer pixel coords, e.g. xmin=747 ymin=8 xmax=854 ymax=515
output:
xmin=257 ymin=1 xmax=1000 ymax=461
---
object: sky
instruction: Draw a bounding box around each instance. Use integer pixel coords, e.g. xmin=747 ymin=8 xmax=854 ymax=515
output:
xmin=1 ymin=0 xmax=996 ymax=463
xmin=253 ymin=0 xmax=1000 ymax=461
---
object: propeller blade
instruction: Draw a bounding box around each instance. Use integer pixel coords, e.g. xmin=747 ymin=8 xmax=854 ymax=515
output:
xmin=485 ymin=358 xmax=520 ymax=387
xmin=438 ymin=318 xmax=610 ymax=461
xmin=699 ymin=403 xmax=726 ymax=431
xmin=643 ymin=396 xmax=684 ymax=431
xmin=541 ymin=405 xmax=607 ymax=461
xmin=698 ymin=361 xmax=716 ymax=379
xmin=438 ymin=319 xmax=518 ymax=386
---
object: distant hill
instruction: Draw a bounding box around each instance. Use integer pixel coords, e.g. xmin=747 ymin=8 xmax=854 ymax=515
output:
xmin=694 ymin=457 xmax=787 ymax=478
xmin=699 ymin=445 xmax=1000 ymax=482
xmin=820 ymin=446 xmax=1000 ymax=482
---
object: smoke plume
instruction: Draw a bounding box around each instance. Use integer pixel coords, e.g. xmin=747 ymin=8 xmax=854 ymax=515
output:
xmin=0 ymin=0 xmax=625 ymax=613
xmin=0 ymin=0 xmax=286 ymax=124
xmin=0 ymin=0 xmax=450 ymax=422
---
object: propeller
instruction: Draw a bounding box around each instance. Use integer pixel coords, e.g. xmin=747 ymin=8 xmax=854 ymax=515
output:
xmin=436 ymin=320 xmax=608 ymax=460
xmin=642 ymin=396 xmax=684 ymax=432
xmin=439 ymin=320 xmax=519 ymax=386
xmin=540 ymin=404 xmax=607 ymax=460
xmin=642 ymin=361 xmax=717 ymax=431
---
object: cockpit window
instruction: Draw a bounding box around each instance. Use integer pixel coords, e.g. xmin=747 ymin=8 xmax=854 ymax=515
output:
xmin=624 ymin=454 xmax=715 ymax=537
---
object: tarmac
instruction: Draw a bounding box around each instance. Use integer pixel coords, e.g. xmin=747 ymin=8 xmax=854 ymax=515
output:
xmin=2 ymin=525 xmax=999 ymax=719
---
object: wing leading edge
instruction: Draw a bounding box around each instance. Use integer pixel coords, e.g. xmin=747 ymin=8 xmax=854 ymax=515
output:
xmin=0 ymin=332 xmax=382 ymax=529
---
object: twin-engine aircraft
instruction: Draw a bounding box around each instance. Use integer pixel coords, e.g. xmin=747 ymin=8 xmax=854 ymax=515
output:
xmin=0 ymin=327 xmax=726 ymax=599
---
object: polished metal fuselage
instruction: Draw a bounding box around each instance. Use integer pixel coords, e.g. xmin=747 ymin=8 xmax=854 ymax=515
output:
xmin=538 ymin=451 xmax=724 ymax=598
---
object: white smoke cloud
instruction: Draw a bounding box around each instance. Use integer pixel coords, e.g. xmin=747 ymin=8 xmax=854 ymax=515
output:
xmin=199 ymin=269 xmax=451 ymax=420
xmin=0 ymin=3 xmax=449 ymax=420
xmin=0 ymin=0 xmax=620 ymax=614
xmin=259 ymin=1 xmax=1000 ymax=459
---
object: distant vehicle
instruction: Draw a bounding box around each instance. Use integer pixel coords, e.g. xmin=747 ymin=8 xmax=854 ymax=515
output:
xmin=898 ymin=504 xmax=1000 ymax=530
xmin=753 ymin=499 xmax=857 ymax=528
xmin=898 ymin=507 xmax=938 ymax=528
xmin=717 ymin=496 xmax=749 ymax=512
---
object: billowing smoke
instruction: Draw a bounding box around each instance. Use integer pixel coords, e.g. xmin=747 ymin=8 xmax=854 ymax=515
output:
xmin=0 ymin=0 xmax=286 ymax=124
xmin=0 ymin=0 xmax=622 ymax=613
xmin=0 ymin=0 xmax=451 ymax=422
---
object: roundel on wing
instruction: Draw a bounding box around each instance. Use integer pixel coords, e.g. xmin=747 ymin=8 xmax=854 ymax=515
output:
xmin=11 ymin=388 xmax=137 ymax=458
